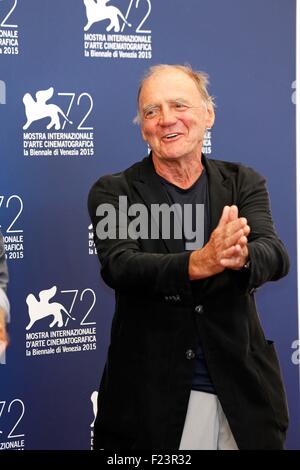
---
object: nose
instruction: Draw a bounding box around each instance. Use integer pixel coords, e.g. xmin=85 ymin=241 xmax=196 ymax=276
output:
xmin=159 ymin=105 xmax=177 ymax=126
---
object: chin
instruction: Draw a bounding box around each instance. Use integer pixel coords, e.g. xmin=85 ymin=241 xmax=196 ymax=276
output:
xmin=160 ymin=152 xmax=183 ymax=161
xmin=160 ymin=147 xmax=185 ymax=159
xmin=152 ymin=145 xmax=190 ymax=161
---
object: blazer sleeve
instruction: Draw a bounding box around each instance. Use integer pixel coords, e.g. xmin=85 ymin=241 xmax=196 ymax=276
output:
xmin=237 ymin=167 xmax=290 ymax=290
xmin=198 ymin=165 xmax=290 ymax=296
xmin=88 ymin=177 xmax=193 ymax=300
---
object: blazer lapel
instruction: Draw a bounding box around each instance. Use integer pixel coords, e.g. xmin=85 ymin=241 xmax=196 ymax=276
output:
xmin=131 ymin=155 xmax=184 ymax=253
xmin=202 ymin=155 xmax=234 ymax=232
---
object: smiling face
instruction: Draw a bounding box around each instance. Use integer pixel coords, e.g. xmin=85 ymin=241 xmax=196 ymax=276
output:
xmin=139 ymin=68 xmax=215 ymax=163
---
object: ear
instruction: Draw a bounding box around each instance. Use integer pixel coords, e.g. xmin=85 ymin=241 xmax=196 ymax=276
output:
xmin=205 ymin=104 xmax=215 ymax=129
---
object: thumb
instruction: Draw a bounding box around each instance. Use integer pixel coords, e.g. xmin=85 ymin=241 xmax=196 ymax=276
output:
xmin=218 ymin=206 xmax=230 ymax=227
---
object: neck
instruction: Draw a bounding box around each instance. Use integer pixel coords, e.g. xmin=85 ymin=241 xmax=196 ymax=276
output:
xmin=152 ymin=152 xmax=203 ymax=189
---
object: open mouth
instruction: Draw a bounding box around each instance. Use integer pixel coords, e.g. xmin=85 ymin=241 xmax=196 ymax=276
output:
xmin=162 ymin=133 xmax=181 ymax=141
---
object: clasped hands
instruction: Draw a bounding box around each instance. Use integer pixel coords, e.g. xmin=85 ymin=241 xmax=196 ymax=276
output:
xmin=189 ymin=205 xmax=250 ymax=280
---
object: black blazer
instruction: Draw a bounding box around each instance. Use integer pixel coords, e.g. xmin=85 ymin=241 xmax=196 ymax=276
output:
xmin=88 ymin=154 xmax=290 ymax=450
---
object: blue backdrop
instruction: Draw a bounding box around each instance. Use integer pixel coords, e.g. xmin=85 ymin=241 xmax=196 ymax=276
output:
xmin=0 ymin=0 xmax=298 ymax=450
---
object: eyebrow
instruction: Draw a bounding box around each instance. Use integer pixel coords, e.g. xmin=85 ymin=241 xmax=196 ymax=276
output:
xmin=171 ymin=98 xmax=190 ymax=105
xmin=142 ymin=104 xmax=159 ymax=113
xmin=142 ymin=98 xmax=191 ymax=112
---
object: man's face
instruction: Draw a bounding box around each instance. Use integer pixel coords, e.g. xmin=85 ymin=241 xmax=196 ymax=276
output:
xmin=139 ymin=68 xmax=215 ymax=162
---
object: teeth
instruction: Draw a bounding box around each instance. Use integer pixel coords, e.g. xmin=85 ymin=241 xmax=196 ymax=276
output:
xmin=166 ymin=133 xmax=178 ymax=139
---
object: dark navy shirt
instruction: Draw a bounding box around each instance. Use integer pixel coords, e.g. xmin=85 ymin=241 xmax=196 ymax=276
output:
xmin=159 ymin=169 xmax=216 ymax=394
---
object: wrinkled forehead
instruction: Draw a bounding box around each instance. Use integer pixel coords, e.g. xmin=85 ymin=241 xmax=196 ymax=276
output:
xmin=139 ymin=69 xmax=203 ymax=108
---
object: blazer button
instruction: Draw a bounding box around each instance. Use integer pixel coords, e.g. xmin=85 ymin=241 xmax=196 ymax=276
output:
xmin=195 ymin=304 xmax=204 ymax=314
xmin=185 ymin=349 xmax=195 ymax=360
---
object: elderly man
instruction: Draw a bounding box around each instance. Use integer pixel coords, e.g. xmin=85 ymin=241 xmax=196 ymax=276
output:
xmin=88 ymin=64 xmax=289 ymax=450
xmin=0 ymin=230 xmax=9 ymax=355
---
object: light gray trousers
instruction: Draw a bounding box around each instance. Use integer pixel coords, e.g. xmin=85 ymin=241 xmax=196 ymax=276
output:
xmin=179 ymin=390 xmax=239 ymax=450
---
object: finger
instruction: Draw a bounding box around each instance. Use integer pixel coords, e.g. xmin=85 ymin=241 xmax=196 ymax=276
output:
xmin=241 ymin=245 xmax=249 ymax=260
xmin=228 ymin=205 xmax=238 ymax=222
xmin=224 ymin=218 xmax=248 ymax=238
xmin=220 ymin=256 xmax=245 ymax=269
xmin=243 ymin=224 xmax=250 ymax=237
xmin=218 ymin=206 xmax=231 ymax=227
xmin=223 ymin=229 xmax=246 ymax=249
xmin=221 ymin=244 xmax=242 ymax=259
xmin=236 ymin=235 xmax=248 ymax=247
